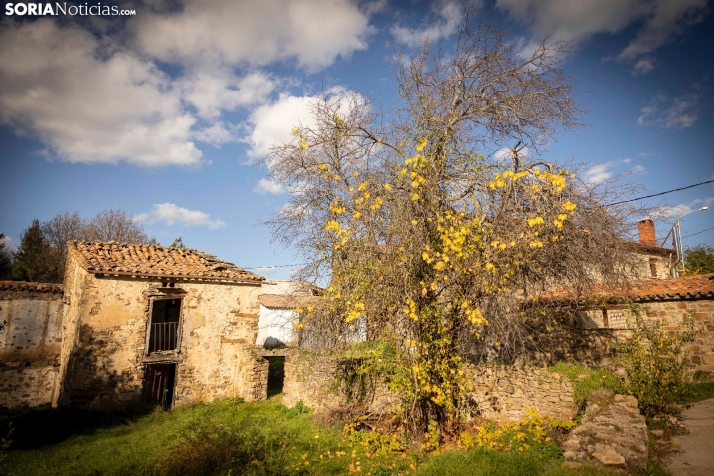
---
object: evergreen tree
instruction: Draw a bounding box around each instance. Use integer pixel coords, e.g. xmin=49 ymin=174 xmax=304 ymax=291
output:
xmin=0 ymin=233 xmax=12 ymax=279
xmin=11 ymin=219 xmax=51 ymax=282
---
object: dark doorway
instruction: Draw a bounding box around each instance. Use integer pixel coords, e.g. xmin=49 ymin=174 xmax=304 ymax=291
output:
xmin=144 ymin=363 xmax=176 ymax=408
xmin=266 ymin=357 xmax=285 ymax=397
xmin=148 ymin=298 xmax=181 ymax=353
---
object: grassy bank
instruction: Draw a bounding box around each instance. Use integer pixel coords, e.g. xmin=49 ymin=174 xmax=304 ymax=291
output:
xmin=1 ymin=397 xmax=617 ymax=476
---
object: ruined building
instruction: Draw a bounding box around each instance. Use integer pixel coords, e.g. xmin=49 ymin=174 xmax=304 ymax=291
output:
xmin=1 ymin=241 xmax=267 ymax=409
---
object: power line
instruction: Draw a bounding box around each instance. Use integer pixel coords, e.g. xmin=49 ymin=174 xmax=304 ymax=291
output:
xmin=244 ymin=263 xmax=301 ymax=270
xmin=606 ymin=179 xmax=714 ymax=206
xmin=682 ymin=226 xmax=714 ymax=240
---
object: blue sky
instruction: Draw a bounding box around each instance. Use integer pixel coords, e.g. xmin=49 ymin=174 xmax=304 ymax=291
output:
xmin=1 ymin=0 xmax=713 ymax=279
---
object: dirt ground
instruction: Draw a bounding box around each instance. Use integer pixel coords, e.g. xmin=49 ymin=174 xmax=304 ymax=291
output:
xmin=664 ymin=398 xmax=714 ymax=476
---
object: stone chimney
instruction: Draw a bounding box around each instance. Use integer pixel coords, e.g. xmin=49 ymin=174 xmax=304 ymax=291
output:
xmin=637 ymin=219 xmax=657 ymax=247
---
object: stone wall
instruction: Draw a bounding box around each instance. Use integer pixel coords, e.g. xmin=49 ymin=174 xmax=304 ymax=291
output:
xmin=58 ymin=256 xmax=263 ymax=409
xmin=282 ymin=352 xmax=576 ymax=422
xmin=0 ymin=283 xmax=65 ymax=407
xmin=463 ymin=364 xmax=577 ymax=421
xmin=642 ymin=298 xmax=714 ymax=371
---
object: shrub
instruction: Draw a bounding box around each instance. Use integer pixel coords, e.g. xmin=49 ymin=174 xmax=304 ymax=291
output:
xmin=619 ymin=304 xmax=696 ymax=416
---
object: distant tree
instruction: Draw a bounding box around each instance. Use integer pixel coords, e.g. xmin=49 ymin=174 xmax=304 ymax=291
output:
xmin=41 ymin=211 xmax=85 ymax=283
xmin=684 ymin=244 xmax=714 ymax=275
xmin=12 ymin=219 xmax=51 ymax=282
xmin=169 ymin=237 xmax=186 ymax=248
xmin=83 ymin=209 xmax=151 ymax=244
xmin=0 ymin=233 xmax=12 ymax=279
xmin=8 ymin=209 xmax=153 ymax=284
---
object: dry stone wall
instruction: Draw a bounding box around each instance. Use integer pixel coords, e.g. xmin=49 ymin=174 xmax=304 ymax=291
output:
xmin=282 ymin=353 xmax=576 ymax=422
xmin=462 ymin=364 xmax=576 ymax=421
xmin=0 ymin=286 xmax=64 ymax=407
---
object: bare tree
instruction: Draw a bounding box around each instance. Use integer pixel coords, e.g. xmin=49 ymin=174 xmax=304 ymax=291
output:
xmin=265 ymin=18 xmax=644 ymax=436
xmin=83 ymin=209 xmax=150 ymax=244
xmin=41 ymin=211 xmax=85 ymax=283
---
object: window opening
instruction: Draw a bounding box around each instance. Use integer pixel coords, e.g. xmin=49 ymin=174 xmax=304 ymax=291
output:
xmin=266 ymin=356 xmax=285 ymax=397
xmin=649 ymin=259 xmax=657 ymax=278
xmin=148 ymin=298 xmax=181 ymax=353
xmin=144 ymin=363 xmax=176 ymax=409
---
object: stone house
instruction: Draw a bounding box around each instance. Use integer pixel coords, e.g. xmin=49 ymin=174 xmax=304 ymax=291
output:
xmin=0 ymin=241 xmax=273 ymax=409
xmin=56 ymin=240 xmax=267 ymax=409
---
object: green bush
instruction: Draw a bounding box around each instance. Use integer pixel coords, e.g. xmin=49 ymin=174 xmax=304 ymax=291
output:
xmin=619 ymin=304 xmax=696 ymax=416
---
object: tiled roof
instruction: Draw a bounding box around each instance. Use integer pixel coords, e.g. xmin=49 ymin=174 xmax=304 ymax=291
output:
xmin=0 ymin=281 xmax=64 ymax=293
xmin=67 ymin=241 xmax=264 ymax=283
xmin=259 ymin=294 xmax=318 ymax=309
xmin=539 ymin=273 xmax=714 ymax=303
xmin=625 ymin=273 xmax=714 ymax=300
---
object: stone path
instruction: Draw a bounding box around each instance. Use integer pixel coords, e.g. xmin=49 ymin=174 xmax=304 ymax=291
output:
xmin=665 ymin=398 xmax=714 ymax=476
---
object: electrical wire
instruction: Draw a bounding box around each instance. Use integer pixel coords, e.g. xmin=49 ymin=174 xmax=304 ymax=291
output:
xmin=244 ymin=263 xmax=301 ymax=270
xmin=606 ymin=179 xmax=714 ymax=206
xmin=682 ymin=226 xmax=714 ymax=239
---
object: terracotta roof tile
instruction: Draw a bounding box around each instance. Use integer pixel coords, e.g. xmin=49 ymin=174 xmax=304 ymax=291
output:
xmin=259 ymin=294 xmax=318 ymax=309
xmin=67 ymin=241 xmax=264 ymax=283
xmin=539 ymin=273 xmax=714 ymax=303
xmin=0 ymin=281 xmax=64 ymax=293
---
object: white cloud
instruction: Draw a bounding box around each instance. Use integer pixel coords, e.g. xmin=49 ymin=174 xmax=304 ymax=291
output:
xmin=0 ymin=20 xmax=202 ymax=166
xmin=632 ymin=56 xmax=655 ymax=75
xmin=180 ymin=70 xmax=275 ymax=120
xmin=618 ymin=0 xmax=709 ymax=61
xmin=137 ymin=203 xmax=227 ymax=229
xmin=0 ymin=234 xmax=15 ymax=251
xmin=193 ymin=122 xmax=238 ymax=146
xmin=391 ymin=1 xmax=471 ymax=45
xmin=245 ymin=88 xmax=358 ymax=162
xmin=658 ymin=197 xmax=714 ymax=219
xmin=246 ymin=93 xmax=318 ymax=160
xmin=496 ymin=0 xmax=709 ymax=64
xmin=638 ymin=91 xmax=700 ymax=129
xmin=255 ymin=179 xmax=286 ymax=195
xmin=494 ymin=146 xmax=530 ymax=162
xmin=583 ymin=162 xmax=614 ymax=183
xmin=135 ymin=0 xmax=373 ymax=70
xmin=631 ymin=164 xmax=646 ymax=174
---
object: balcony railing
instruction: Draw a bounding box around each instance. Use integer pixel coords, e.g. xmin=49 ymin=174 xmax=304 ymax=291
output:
xmin=148 ymin=322 xmax=179 ymax=353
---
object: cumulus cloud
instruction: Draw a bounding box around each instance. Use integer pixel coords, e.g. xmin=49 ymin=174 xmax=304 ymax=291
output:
xmin=136 ymin=203 xmax=227 ymax=229
xmin=0 ymin=1 xmax=377 ymax=167
xmin=135 ymin=0 xmax=373 ymax=70
xmin=193 ymin=122 xmax=239 ymax=146
xmin=391 ymin=1 xmax=472 ymax=45
xmin=0 ymin=20 xmax=202 ymax=166
xmin=180 ymin=70 xmax=275 ymax=120
xmin=496 ymin=0 xmax=709 ymax=64
xmin=245 ymin=88 xmax=357 ymax=161
xmin=638 ymin=91 xmax=700 ymax=129
xmin=632 ymin=164 xmax=646 ymax=174
xmin=583 ymin=162 xmax=615 ymax=183
xmin=255 ymin=179 xmax=286 ymax=195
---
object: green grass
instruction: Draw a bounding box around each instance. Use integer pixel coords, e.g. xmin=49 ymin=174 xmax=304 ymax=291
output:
xmin=1 ymin=398 xmax=627 ymax=476
xmin=680 ymin=382 xmax=714 ymax=404
xmin=547 ymin=363 xmax=625 ymax=410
